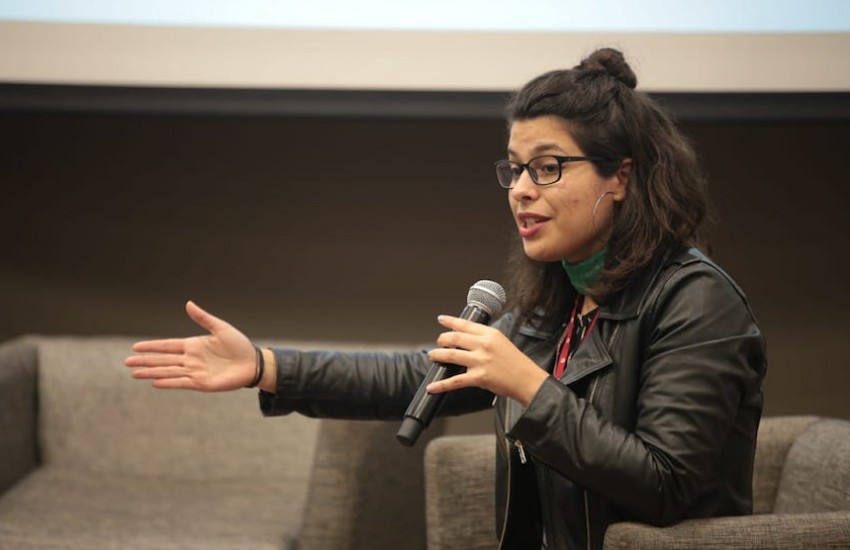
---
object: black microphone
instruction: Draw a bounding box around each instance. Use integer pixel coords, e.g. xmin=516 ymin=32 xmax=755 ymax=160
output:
xmin=396 ymin=280 xmax=507 ymax=447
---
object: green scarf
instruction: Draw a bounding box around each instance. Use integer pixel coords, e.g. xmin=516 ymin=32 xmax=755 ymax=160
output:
xmin=561 ymin=247 xmax=606 ymax=295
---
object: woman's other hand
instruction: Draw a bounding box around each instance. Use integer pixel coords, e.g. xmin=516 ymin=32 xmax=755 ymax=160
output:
xmin=425 ymin=315 xmax=548 ymax=406
xmin=125 ymin=301 xmax=257 ymax=392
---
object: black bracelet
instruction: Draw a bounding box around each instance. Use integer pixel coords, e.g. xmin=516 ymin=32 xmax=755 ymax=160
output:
xmin=245 ymin=346 xmax=265 ymax=388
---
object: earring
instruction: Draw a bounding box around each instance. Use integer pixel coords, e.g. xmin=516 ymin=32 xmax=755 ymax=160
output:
xmin=591 ymin=191 xmax=615 ymax=242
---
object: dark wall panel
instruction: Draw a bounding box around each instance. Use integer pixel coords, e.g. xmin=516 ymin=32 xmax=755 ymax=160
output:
xmin=1 ymin=113 xmax=511 ymax=344
xmin=2 ymin=111 xmax=847 ymax=423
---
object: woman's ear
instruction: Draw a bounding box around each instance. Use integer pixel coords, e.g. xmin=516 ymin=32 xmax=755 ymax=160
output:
xmin=610 ymin=158 xmax=632 ymax=201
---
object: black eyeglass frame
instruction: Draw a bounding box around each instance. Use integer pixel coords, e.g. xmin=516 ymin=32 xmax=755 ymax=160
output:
xmin=494 ymin=155 xmax=608 ymax=189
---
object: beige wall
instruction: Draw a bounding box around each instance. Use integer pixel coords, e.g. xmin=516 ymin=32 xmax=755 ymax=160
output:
xmin=1 ymin=111 xmax=847 ymax=434
xmin=3 ymin=22 xmax=849 ymax=92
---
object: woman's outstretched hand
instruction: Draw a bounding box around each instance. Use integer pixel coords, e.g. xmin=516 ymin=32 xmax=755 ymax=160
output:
xmin=125 ymin=301 xmax=257 ymax=391
xmin=425 ymin=315 xmax=549 ymax=406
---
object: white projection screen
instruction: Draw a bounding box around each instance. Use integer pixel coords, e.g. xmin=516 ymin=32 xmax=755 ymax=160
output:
xmin=1 ymin=0 xmax=849 ymax=94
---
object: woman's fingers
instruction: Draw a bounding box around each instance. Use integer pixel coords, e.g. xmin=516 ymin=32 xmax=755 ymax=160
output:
xmin=186 ymin=300 xmax=226 ymax=334
xmin=125 ymin=353 xmax=184 ymax=367
xmin=436 ymin=314 xmax=488 ymax=334
xmin=131 ymin=339 xmax=186 ymax=354
xmin=428 ymin=347 xmax=472 ymax=367
xmin=435 ymin=330 xmax=479 ymax=351
xmin=434 ymin=313 xmax=499 ymax=353
xmin=151 ymin=377 xmax=202 ymax=391
xmin=131 ymin=366 xmax=187 ymax=380
xmin=427 ymin=372 xmax=474 ymax=394
xmin=428 ymin=314 xmax=499 ymax=384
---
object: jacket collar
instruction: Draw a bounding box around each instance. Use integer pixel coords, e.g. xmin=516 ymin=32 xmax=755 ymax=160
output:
xmin=517 ymin=246 xmax=701 ymax=338
xmin=599 ymin=246 xmax=699 ymax=321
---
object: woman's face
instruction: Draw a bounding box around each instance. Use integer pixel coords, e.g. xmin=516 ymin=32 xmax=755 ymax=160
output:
xmin=507 ymin=115 xmax=629 ymax=264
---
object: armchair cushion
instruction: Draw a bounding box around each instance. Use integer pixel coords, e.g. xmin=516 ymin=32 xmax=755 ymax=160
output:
xmin=0 ymin=468 xmax=301 ymax=550
xmin=603 ymin=510 xmax=850 ymax=550
xmin=424 ymin=434 xmax=497 ymax=550
xmin=774 ymin=418 xmax=850 ymax=514
xmin=750 ymin=415 xmax=818 ymax=513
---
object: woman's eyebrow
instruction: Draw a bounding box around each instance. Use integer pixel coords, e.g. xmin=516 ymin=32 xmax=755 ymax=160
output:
xmin=507 ymin=144 xmax=567 ymax=158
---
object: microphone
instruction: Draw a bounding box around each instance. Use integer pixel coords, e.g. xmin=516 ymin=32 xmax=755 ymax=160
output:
xmin=396 ymin=280 xmax=507 ymax=447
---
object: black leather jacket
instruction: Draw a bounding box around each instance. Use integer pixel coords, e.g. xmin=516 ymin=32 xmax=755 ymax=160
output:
xmin=260 ymin=247 xmax=766 ymax=550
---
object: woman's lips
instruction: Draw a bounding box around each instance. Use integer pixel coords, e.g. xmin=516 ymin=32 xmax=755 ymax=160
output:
xmin=517 ymin=214 xmax=549 ymax=238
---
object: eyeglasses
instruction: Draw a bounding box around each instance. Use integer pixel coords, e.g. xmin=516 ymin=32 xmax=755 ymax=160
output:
xmin=494 ymin=155 xmax=604 ymax=189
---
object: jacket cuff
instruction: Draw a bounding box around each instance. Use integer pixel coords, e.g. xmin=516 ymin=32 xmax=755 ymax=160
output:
xmin=507 ymin=376 xmax=571 ymax=443
xmin=258 ymin=348 xmax=301 ymax=417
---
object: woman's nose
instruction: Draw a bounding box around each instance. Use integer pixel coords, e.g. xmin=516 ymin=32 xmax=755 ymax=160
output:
xmin=509 ymin=169 xmax=539 ymax=202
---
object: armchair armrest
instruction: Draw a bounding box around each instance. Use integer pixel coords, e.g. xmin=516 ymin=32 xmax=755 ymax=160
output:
xmin=0 ymin=337 xmax=40 ymax=496
xmin=299 ymin=418 xmax=446 ymax=550
xmin=425 ymin=434 xmax=497 ymax=550
xmin=604 ymin=511 xmax=850 ymax=550
xmin=752 ymin=415 xmax=820 ymax=513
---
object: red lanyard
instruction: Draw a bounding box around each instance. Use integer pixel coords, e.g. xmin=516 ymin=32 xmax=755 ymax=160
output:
xmin=554 ymin=296 xmax=600 ymax=379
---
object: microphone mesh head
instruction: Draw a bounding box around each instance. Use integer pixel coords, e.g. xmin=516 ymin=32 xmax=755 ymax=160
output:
xmin=467 ymin=280 xmax=507 ymax=317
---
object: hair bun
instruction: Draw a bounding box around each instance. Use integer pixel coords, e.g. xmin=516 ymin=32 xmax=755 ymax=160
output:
xmin=578 ymin=48 xmax=638 ymax=89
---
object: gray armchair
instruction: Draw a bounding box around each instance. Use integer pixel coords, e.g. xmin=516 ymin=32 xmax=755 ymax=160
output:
xmin=0 ymin=335 xmax=439 ymax=549
xmin=424 ymin=416 xmax=850 ymax=549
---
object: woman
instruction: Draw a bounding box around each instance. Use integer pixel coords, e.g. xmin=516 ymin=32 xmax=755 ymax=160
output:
xmin=126 ymin=48 xmax=766 ymax=549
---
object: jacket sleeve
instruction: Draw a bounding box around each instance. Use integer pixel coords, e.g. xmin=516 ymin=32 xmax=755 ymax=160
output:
xmin=507 ymin=262 xmax=766 ymax=525
xmin=259 ymin=347 xmax=494 ymax=420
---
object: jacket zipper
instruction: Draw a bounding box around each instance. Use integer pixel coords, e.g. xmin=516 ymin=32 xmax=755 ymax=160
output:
xmin=583 ymin=322 xmax=619 ymax=550
xmin=498 ymin=397 xmax=534 ymax=549
xmin=497 ymin=398 xmax=513 ymax=549
xmin=583 ymin=378 xmax=599 ymax=550
xmin=515 ymin=441 xmax=528 ymax=464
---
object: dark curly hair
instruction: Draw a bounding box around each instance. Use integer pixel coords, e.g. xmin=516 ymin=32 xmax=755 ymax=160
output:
xmin=503 ymin=48 xmax=710 ymax=324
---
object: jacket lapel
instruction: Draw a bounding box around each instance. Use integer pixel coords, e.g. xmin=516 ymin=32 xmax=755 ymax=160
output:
xmin=560 ymin=328 xmax=613 ymax=386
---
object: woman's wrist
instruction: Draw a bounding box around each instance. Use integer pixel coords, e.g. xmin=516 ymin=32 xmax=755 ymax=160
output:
xmin=516 ymin=367 xmax=549 ymax=407
xmin=257 ymin=348 xmax=278 ymax=393
xmin=243 ymin=346 xmax=265 ymax=388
